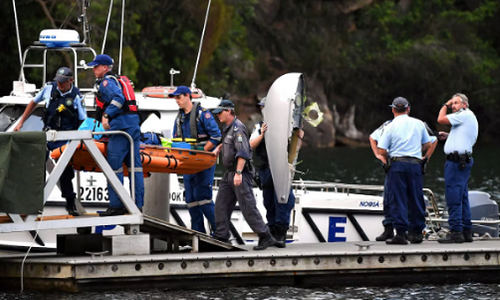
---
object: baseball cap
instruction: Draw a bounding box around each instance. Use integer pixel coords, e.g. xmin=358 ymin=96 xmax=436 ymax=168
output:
xmin=87 ymin=54 xmax=114 ymax=67
xmin=389 ymin=97 xmax=409 ymax=108
xmin=257 ymin=97 xmax=266 ymax=107
xmin=54 ymin=67 xmax=73 ymax=83
xmin=212 ymin=99 xmax=235 ymax=114
xmin=168 ymin=86 xmax=192 ymax=97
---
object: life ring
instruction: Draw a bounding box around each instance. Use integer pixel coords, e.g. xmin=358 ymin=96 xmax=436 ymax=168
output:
xmin=142 ymin=86 xmax=204 ymax=99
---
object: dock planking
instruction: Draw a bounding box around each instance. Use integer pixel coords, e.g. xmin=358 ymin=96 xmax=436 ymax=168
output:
xmin=1 ymin=239 xmax=500 ymax=292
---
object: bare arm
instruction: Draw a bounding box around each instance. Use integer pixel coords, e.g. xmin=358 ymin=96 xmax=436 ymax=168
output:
xmin=250 ymin=123 xmax=267 ymax=150
xmin=378 ymin=148 xmax=388 ymax=164
xmin=204 ymin=140 xmax=215 ymax=152
xmin=421 ymin=141 xmax=431 ymax=153
xmin=213 ymin=144 xmax=222 ymax=156
xmin=13 ymin=100 xmax=37 ymax=132
xmin=437 ymin=100 xmax=452 ymax=125
xmin=423 ymin=139 xmax=437 ymax=160
xmin=370 ymin=137 xmax=385 ymax=162
xmin=233 ymin=157 xmax=247 ymax=186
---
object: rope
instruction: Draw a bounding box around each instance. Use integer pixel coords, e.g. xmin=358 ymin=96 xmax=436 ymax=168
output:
xmin=20 ymin=211 xmax=45 ymax=293
xmin=59 ymin=0 xmax=78 ymax=29
xmin=191 ymin=0 xmax=211 ymax=89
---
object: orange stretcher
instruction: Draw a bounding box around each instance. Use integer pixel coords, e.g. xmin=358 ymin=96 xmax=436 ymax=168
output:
xmin=50 ymin=141 xmax=217 ymax=176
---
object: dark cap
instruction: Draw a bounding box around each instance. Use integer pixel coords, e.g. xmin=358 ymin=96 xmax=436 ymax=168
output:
xmin=87 ymin=54 xmax=114 ymax=67
xmin=212 ymin=100 xmax=235 ymax=114
xmin=168 ymin=86 xmax=192 ymax=97
xmin=257 ymin=97 xmax=266 ymax=107
xmin=389 ymin=97 xmax=409 ymax=108
xmin=54 ymin=67 xmax=73 ymax=83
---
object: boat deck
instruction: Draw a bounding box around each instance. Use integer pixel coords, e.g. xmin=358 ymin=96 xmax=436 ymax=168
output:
xmin=1 ymin=238 xmax=500 ymax=292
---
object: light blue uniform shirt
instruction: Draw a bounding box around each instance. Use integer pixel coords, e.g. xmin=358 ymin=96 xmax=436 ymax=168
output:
xmin=33 ymin=83 xmax=87 ymax=121
xmin=370 ymin=120 xmax=392 ymax=156
xmin=378 ymin=114 xmax=431 ymax=159
xmin=444 ymin=109 xmax=478 ymax=155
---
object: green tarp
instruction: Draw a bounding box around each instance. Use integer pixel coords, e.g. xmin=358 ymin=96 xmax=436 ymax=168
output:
xmin=0 ymin=131 xmax=45 ymax=214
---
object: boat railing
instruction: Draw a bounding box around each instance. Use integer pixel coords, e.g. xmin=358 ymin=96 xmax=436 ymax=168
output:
xmin=18 ymin=44 xmax=97 ymax=93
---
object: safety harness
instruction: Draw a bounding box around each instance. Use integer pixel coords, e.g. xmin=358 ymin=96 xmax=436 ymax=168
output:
xmin=175 ymin=101 xmax=210 ymax=144
xmin=95 ymin=72 xmax=138 ymax=121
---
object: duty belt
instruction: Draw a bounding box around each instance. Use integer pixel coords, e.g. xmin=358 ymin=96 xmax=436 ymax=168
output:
xmin=446 ymin=152 xmax=472 ymax=163
xmin=391 ymin=156 xmax=422 ymax=164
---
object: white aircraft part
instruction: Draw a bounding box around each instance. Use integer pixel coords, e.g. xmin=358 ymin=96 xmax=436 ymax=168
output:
xmin=264 ymin=73 xmax=304 ymax=204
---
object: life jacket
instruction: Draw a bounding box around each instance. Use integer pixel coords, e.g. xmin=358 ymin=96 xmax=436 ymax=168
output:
xmin=95 ymin=72 xmax=138 ymax=121
xmin=44 ymin=82 xmax=81 ymax=130
xmin=175 ymin=101 xmax=210 ymax=144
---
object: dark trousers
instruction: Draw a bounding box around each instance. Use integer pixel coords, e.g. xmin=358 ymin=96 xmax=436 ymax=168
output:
xmin=445 ymin=158 xmax=473 ymax=232
xmin=386 ymin=161 xmax=425 ymax=235
xmin=107 ymin=126 xmax=144 ymax=208
xmin=214 ymin=170 xmax=269 ymax=240
xmin=47 ymin=141 xmax=75 ymax=205
xmin=382 ymin=177 xmax=394 ymax=226
xmin=183 ymin=165 xmax=216 ymax=234
xmin=259 ymin=167 xmax=295 ymax=227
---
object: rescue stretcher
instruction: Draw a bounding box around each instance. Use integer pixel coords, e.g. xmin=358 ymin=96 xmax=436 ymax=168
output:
xmin=50 ymin=140 xmax=217 ymax=176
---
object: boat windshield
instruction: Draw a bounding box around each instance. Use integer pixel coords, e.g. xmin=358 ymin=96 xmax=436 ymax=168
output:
xmin=0 ymin=106 xmax=44 ymax=132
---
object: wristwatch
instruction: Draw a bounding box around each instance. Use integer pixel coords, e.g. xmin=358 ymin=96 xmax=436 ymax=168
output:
xmin=236 ymin=170 xmax=242 ymax=175
xmin=103 ymin=113 xmax=109 ymax=118
xmin=442 ymin=103 xmax=449 ymax=108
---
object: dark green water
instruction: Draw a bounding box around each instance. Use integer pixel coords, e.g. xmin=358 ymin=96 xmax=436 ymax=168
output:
xmin=297 ymin=143 xmax=500 ymax=204
xmin=216 ymin=142 xmax=499 ymax=204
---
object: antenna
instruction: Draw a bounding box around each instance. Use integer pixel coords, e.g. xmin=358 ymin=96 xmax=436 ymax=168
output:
xmin=102 ymin=0 xmax=114 ymax=53
xmin=118 ymin=0 xmax=125 ymax=74
xmin=12 ymin=0 xmax=24 ymax=81
xmin=79 ymin=0 xmax=91 ymax=44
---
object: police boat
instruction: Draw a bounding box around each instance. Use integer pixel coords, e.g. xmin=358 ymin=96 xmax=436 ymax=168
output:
xmin=0 ymin=0 xmax=497 ymax=252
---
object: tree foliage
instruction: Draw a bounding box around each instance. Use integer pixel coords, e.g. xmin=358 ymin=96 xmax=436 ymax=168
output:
xmin=1 ymin=0 xmax=500 ymax=140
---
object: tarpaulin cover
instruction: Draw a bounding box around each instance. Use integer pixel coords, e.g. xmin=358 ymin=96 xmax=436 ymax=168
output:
xmin=0 ymin=131 xmax=46 ymax=214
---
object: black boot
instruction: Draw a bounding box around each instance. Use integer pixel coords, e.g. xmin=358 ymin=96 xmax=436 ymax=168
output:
xmin=438 ymin=231 xmax=465 ymax=243
xmin=273 ymin=224 xmax=287 ymax=248
xmin=253 ymin=233 xmax=279 ymax=250
xmin=99 ymin=207 xmax=128 ymax=216
xmin=269 ymin=225 xmax=276 ymax=238
xmin=407 ymin=231 xmax=423 ymax=244
xmin=376 ymin=225 xmax=394 ymax=241
xmin=386 ymin=233 xmax=408 ymax=245
xmin=65 ymin=198 xmax=79 ymax=217
xmin=463 ymin=230 xmax=473 ymax=243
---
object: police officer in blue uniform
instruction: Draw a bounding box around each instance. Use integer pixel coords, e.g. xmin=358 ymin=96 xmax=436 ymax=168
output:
xmin=378 ymin=97 xmax=432 ymax=245
xmin=211 ymin=99 xmax=283 ymax=250
xmin=437 ymin=93 xmax=478 ymax=243
xmin=371 ymin=118 xmax=438 ymax=241
xmin=87 ymin=54 xmax=144 ymax=216
xmin=369 ymin=120 xmax=394 ymax=241
xmin=14 ymin=67 xmax=87 ymax=216
xmin=170 ymin=86 xmax=221 ymax=234
xmin=249 ymin=98 xmax=301 ymax=247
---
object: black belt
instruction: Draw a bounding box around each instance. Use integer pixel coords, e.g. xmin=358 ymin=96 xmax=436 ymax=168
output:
xmin=391 ymin=156 xmax=422 ymax=164
xmin=446 ymin=152 xmax=472 ymax=163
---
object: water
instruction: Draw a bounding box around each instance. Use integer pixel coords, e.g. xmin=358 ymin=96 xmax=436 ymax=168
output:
xmin=3 ymin=283 xmax=500 ymax=299
xmin=296 ymin=143 xmax=500 ymax=204
xmin=3 ymin=143 xmax=500 ymax=299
